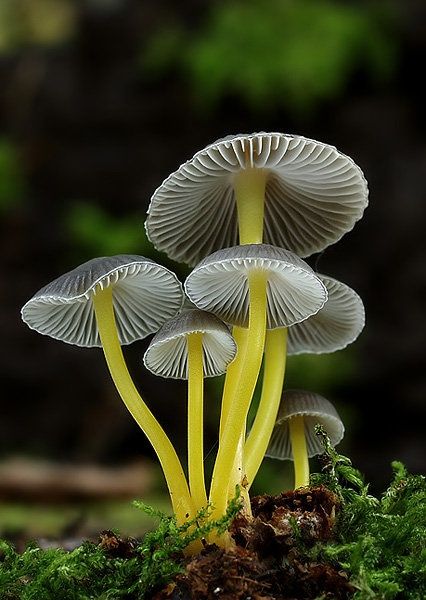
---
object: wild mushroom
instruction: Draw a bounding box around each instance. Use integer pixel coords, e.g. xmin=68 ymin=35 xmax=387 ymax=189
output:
xmin=146 ymin=132 xmax=368 ymax=265
xmin=21 ymin=255 xmax=194 ymax=523
xmin=185 ymin=244 xmax=327 ymax=519
xmin=245 ymin=274 xmax=364 ymax=485
xmin=265 ymin=390 xmax=345 ymax=488
xmin=144 ymin=308 xmax=237 ymax=511
xmin=287 ymin=274 xmax=365 ymax=355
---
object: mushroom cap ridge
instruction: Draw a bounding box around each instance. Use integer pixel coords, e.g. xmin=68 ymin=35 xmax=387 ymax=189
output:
xmin=287 ymin=273 xmax=365 ymax=355
xmin=146 ymin=132 xmax=369 ymax=266
xmin=184 ymin=244 xmax=328 ymax=329
xmin=266 ymin=389 xmax=345 ymax=459
xmin=21 ymin=255 xmax=184 ymax=348
xmin=143 ymin=309 xmax=237 ymax=379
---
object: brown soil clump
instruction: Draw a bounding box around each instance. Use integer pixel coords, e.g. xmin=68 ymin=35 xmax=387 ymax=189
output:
xmin=154 ymin=486 xmax=353 ymax=600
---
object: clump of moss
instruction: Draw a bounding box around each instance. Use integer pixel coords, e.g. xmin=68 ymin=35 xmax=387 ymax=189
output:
xmin=0 ymin=441 xmax=424 ymax=599
xmin=0 ymin=495 xmax=242 ymax=599
xmin=308 ymin=426 xmax=426 ymax=599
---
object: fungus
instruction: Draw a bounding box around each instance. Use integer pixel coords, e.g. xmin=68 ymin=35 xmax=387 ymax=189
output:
xmin=244 ymin=274 xmax=363 ymax=486
xmin=265 ymin=390 xmax=345 ymax=488
xmin=185 ymin=244 xmax=327 ymax=518
xmin=21 ymin=255 xmax=194 ymax=523
xmin=287 ymin=274 xmax=365 ymax=355
xmin=143 ymin=309 xmax=237 ymax=510
xmin=146 ymin=132 xmax=368 ymax=266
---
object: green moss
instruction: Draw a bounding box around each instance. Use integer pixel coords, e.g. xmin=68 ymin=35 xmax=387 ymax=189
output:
xmin=1 ymin=445 xmax=424 ymax=599
xmin=307 ymin=427 xmax=426 ymax=599
xmin=0 ymin=494 xmax=242 ymax=599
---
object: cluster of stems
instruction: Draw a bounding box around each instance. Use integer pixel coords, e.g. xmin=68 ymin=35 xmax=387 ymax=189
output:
xmin=90 ymin=163 xmax=311 ymax=548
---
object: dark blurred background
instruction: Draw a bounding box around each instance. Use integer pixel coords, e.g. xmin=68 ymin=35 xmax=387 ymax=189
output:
xmin=1 ymin=0 xmax=425 ymax=541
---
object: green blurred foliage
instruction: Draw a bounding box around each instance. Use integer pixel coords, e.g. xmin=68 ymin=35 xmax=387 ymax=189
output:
xmin=143 ymin=0 xmax=398 ymax=114
xmin=285 ymin=349 xmax=357 ymax=394
xmin=66 ymin=202 xmax=148 ymax=258
xmin=0 ymin=0 xmax=75 ymax=52
xmin=0 ymin=138 xmax=25 ymax=214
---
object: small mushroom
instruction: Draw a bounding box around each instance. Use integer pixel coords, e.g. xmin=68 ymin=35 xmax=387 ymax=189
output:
xmin=244 ymin=275 xmax=363 ymax=486
xmin=185 ymin=244 xmax=327 ymax=518
xmin=146 ymin=132 xmax=368 ymax=265
xmin=287 ymin=274 xmax=365 ymax=355
xmin=144 ymin=309 xmax=237 ymax=510
xmin=265 ymin=390 xmax=345 ymax=489
xmin=21 ymin=255 xmax=193 ymax=522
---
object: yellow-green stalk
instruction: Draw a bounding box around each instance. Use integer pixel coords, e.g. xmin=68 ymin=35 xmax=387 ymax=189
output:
xmin=187 ymin=332 xmax=208 ymax=510
xmin=209 ymin=269 xmax=267 ymax=521
xmin=93 ymin=286 xmax=194 ymax=524
xmin=289 ymin=415 xmax=310 ymax=488
xmin=244 ymin=328 xmax=288 ymax=487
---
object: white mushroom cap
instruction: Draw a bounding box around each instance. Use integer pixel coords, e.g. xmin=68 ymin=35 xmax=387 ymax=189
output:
xmin=21 ymin=255 xmax=184 ymax=348
xmin=287 ymin=274 xmax=365 ymax=355
xmin=265 ymin=390 xmax=344 ymax=460
xmin=143 ymin=309 xmax=237 ymax=379
xmin=184 ymin=244 xmax=327 ymax=329
xmin=146 ymin=132 xmax=368 ymax=266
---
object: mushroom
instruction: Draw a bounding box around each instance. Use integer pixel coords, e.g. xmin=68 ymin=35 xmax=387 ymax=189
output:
xmin=265 ymin=390 xmax=345 ymax=488
xmin=21 ymin=255 xmax=194 ymax=523
xmin=185 ymin=244 xmax=327 ymax=518
xmin=146 ymin=132 xmax=368 ymax=266
xmin=244 ymin=274 xmax=363 ymax=485
xmin=144 ymin=309 xmax=237 ymax=511
xmin=287 ymin=274 xmax=365 ymax=355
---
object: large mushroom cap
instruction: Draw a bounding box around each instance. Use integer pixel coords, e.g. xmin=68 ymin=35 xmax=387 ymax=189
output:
xmin=143 ymin=309 xmax=237 ymax=379
xmin=287 ymin=274 xmax=365 ymax=355
xmin=266 ymin=390 xmax=344 ymax=460
xmin=146 ymin=132 xmax=368 ymax=266
xmin=21 ymin=255 xmax=184 ymax=348
xmin=184 ymin=244 xmax=327 ymax=329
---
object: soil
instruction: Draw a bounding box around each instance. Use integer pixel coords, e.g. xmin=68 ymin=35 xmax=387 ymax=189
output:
xmin=103 ymin=486 xmax=354 ymax=600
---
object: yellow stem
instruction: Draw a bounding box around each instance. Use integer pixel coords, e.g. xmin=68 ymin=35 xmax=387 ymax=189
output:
xmin=234 ymin=168 xmax=267 ymax=244
xmin=289 ymin=415 xmax=310 ymax=488
xmin=219 ymin=327 xmax=248 ymax=439
xmin=187 ymin=332 xmax=207 ymax=511
xmin=209 ymin=269 xmax=267 ymax=524
xmin=92 ymin=286 xmax=194 ymax=524
xmin=244 ymin=328 xmax=288 ymax=488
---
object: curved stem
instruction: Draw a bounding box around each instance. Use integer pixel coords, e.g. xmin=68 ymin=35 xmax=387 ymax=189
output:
xmin=289 ymin=415 xmax=310 ymax=488
xmin=92 ymin=286 xmax=194 ymax=524
xmin=244 ymin=328 xmax=288 ymax=488
xmin=209 ymin=269 xmax=267 ymax=522
xmin=187 ymin=332 xmax=207 ymax=511
xmin=234 ymin=168 xmax=267 ymax=244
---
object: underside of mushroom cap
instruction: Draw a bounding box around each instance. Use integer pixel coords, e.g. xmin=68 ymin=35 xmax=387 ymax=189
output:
xmin=184 ymin=244 xmax=327 ymax=328
xmin=146 ymin=132 xmax=368 ymax=266
xmin=143 ymin=309 xmax=237 ymax=379
xmin=21 ymin=255 xmax=184 ymax=347
xmin=287 ymin=274 xmax=365 ymax=355
xmin=266 ymin=389 xmax=344 ymax=459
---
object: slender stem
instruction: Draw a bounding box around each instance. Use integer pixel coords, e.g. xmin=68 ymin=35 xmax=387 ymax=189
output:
xmin=219 ymin=327 xmax=248 ymax=439
xmin=92 ymin=286 xmax=194 ymax=524
xmin=244 ymin=328 xmax=288 ymax=488
xmin=234 ymin=168 xmax=267 ymax=244
xmin=187 ymin=332 xmax=207 ymax=511
xmin=289 ymin=415 xmax=310 ymax=488
xmin=209 ymin=269 xmax=267 ymax=522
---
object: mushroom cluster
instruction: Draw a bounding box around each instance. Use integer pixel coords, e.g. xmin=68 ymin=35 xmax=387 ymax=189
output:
xmin=22 ymin=132 xmax=367 ymax=548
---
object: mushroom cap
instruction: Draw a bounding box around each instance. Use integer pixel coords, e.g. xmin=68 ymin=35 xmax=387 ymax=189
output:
xmin=146 ymin=132 xmax=368 ymax=266
xmin=265 ymin=389 xmax=344 ymax=460
xmin=143 ymin=309 xmax=237 ymax=379
xmin=184 ymin=244 xmax=327 ymax=329
xmin=287 ymin=274 xmax=365 ymax=355
xmin=21 ymin=255 xmax=184 ymax=348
